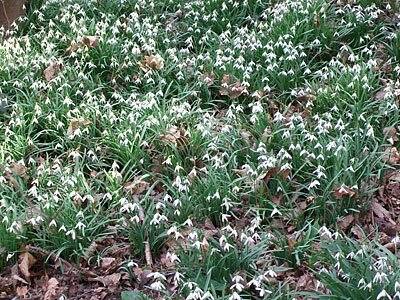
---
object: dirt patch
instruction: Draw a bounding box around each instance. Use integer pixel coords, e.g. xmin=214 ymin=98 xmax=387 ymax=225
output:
xmin=0 ymin=0 xmax=26 ymax=30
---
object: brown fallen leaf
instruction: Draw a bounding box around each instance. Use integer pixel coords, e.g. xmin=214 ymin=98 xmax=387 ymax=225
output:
xmin=350 ymin=225 xmax=365 ymax=241
xmin=101 ymin=273 xmax=121 ymax=289
xmin=66 ymin=40 xmax=80 ymax=53
xmin=297 ymin=273 xmax=319 ymax=292
xmin=11 ymin=162 xmax=26 ymax=177
xmin=382 ymin=147 xmax=400 ymax=165
xmin=43 ymin=61 xmax=62 ymax=82
xmin=101 ymin=257 xmax=116 ymax=270
xmin=294 ymin=93 xmax=316 ymax=103
xmin=134 ymin=268 xmax=153 ymax=289
xmin=376 ymin=218 xmax=400 ymax=236
xmin=160 ymin=125 xmax=181 ymax=146
xmin=67 ymin=118 xmax=92 ymax=137
xmin=384 ymin=241 xmax=400 ymax=253
xmin=124 ymin=176 xmax=150 ymax=195
xmin=159 ymin=126 xmax=188 ymax=149
xmin=144 ymin=54 xmax=164 ymax=70
xmin=19 ymin=252 xmax=37 ymax=280
xmin=383 ymin=127 xmax=399 ymax=144
xmin=203 ymin=72 xmax=215 ymax=86
xmin=371 ymin=201 xmax=396 ymax=225
xmin=12 ymin=274 xmax=29 ymax=285
xmin=333 ymin=185 xmax=356 ymax=200
xmin=240 ymin=129 xmax=253 ymax=146
xmin=219 ymin=74 xmax=244 ymax=99
xmin=16 ymin=286 xmax=29 ymax=298
xmin=81 ymin=35 xmax=100 ymax=48
xmin=44 ymin=278 xmax=59 ymax=300
xmin=337 ymin=214 xmax=354 ymax=231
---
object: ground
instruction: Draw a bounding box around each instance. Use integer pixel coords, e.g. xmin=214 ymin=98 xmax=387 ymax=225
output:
xmin=1 ymin=0 xmax=400 ymax=299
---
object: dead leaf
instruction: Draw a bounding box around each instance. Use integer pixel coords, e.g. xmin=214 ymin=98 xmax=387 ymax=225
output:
xmin=376 ymin=218 xmax=400 ymax=236
xmin=160 ymin=125 xmax=181 ymax=145
xmin=375 ymin=88 xmax=388 ymax=101
xmin=159 ymin=126 xmax=188 ymax=149
xmin=144 ymin=54 xmax=164 ymax=70
xmin=297 ymin=273 xmax=318 ymax=292
xmin=12 ymin=274 xmax=28 ymax=285
xmin=203 ymin=72 xmax=215 ymax=86
xmin=333 ymin=185 xmax=357 ymax=200
xmin=383 ymin=127 xmax=399 ymax=144
xmin=371 ymin=201 xmax=396 ymax=225
xmin=298 ymin=201 xmax=307 ymax=210
xmin=294 ymin=93 xmax=316 ymax=103
xmin=232 ymin=168 xmax=247 ymax=177
xmin=134 ymin=268 xmax=152 ymax=289
xmin=287 ymin=237 xmax=296 ymax=251
xmin=67 ymin=118 xmax=92 ymax=137
xmin=19 ymin=252 xmax=37 ymax=280
xmin=124 ymin=176 xmax=150 ymax=195
xmin=66 ymin=40 xmax=80 ymax=53
xmin=240 ymin=129 xmax=253 ymax=146
xmin=81 ymin=35 xmax=100 ymax=48
xmin=11 ymin=162 xmax=26 ymax=177
xmin=101 ymin=273 xmax=121 ymax=289
xmin=44 ymin=278 xmax=59 ymax=300
xmin=101 ymin=257 xmax=116 ymax=270
xmin=201 ymin=236 xmax=209 ymax=253
xmin=337 ymin=214 xmax=354 ymax=231
xmin=271 ymin=219 xmax=285 ymax=229
xmin=43 ymin=61 xmax=62 ymax=82
xmin=16 ymin=286 xmax=29 ymax=298
xmin=350 ymin=225 xmax=365 ymax=240
xmin=382 ymin=146 xmax=400 ymax=165
xmin=219 ymin=75 xmax=244 ymax=99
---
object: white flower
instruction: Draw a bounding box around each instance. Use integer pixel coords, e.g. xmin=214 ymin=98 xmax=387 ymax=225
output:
xmin=309 ymin=180 xmax=320 ymax=189
xmin=228 ymin=292 xmax=242 ymax=300
xmin=377 ymin=289 xmax=392 ymax=300
xmin=270 ymin=207 xmax=282 ymax=217
xmin=149 ymin=281 xmax=165 ymax=291
xmin=147 ymin=272 xmax=166 ymax=281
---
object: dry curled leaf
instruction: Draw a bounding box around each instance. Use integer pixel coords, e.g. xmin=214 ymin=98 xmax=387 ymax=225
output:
xmin=144 ymin=54 xmax=164 ymax=70
xmin=11 ymin=162 xmax=26 ymax=177
xmin=44 ymin=278 xmax=59 ymax=300
xmin=19 ymin=252 xmax=37 ymax=280
xmin=219 ymin=74 xmax=244 ymax=99
xmin=124 ymin=176 xmax=150 ymax=195
xmin=383 ymin=127 xmax=399 ymax=144
xmin=371 ymin=201 xmax=395 ymax=223
xmin=374 ymin=88 xmax=388 ymax=101
xmin=67 ymin=118 xmax=92 ymax=137
xmin=294 ymin=93 xmax=316 ymax=103
xmin=66 ymin=40 xmax=79 ymax=53
xmin=337 ymin=214 xmax=354 ymax=231
xmin=101 ymin=257 xmax=116 ymax=270
xmin=43 ymin=61 xmax=62 ymax=82
xmin=333 ymin=185 xmax=356 ymax=200
xmin=159 ymin=126 xmax=188 ymax=148
xmin=16 ymin=286 xmax=29 ymax=298
xmin=81 ymin=35 xmax=100 ymax=48
xmin=203 ymin=72 xmax=215 ymax=86
xmin=382 ymin=147 xmax=400 ymax=165
xmin=101 ymin=273 xmax=121 ymax=287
